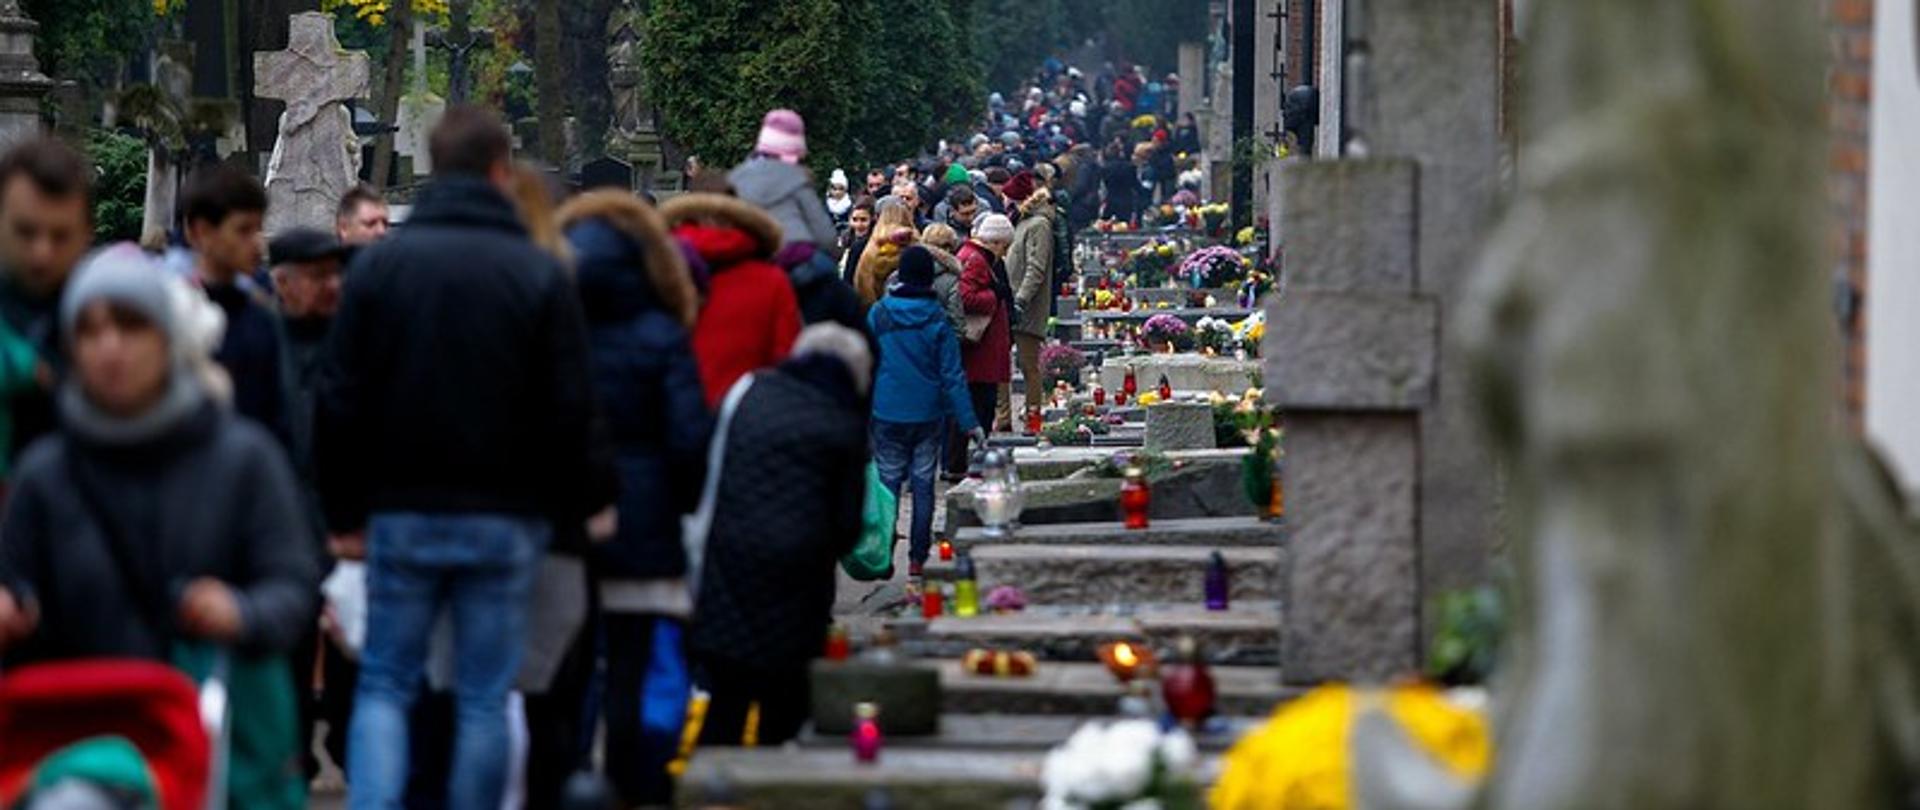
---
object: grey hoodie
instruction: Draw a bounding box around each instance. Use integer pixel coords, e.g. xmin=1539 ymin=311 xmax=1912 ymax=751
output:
xmin=730 ymin=158 xmax=842 ymax=258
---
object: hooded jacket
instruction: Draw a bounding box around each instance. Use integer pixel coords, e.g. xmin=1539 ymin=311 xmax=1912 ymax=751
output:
xmin=559 ymin=192 xmax=713 ymax=582
xmin=663 ymin=194 xmax=803 ymax=406
xmin=316 ymin=175 xmax=610 ymax=532
xmin=867 ymin=292 xmax=977 ymax=429
xmin=729 ymin=158 xmax=841 ymax=255
xmin=1007 ymin=189 xmax=1059 ymax=338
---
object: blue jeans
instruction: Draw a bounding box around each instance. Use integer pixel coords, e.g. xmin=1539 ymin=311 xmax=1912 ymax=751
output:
xmin=347 ymin=512 xmax=549 ymax=810
xmin=872 ymin=419 xmax=943 ymax=566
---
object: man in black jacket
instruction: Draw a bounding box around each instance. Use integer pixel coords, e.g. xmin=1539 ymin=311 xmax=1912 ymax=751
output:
xmin=182 ymin=165 xmax=284 ymax=441
xmin=319 ymin=106 xmax=609 ymax=810
xmin=0 ymin=138 xmax=93 ymax=468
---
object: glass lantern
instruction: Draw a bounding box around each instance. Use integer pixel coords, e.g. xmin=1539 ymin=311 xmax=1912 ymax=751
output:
xmin=974 ymin=448 xmax=1025 ymax=538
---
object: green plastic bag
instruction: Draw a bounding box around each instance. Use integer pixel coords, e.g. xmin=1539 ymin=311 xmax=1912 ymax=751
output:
xmin=841 ymin=462 xmax=899 ymax=581
xmin=172 ymin=643 xmax=306 ymax=810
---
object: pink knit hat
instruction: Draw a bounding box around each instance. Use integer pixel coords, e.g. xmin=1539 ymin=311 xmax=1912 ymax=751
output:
xmin=755 ymin=109 xmax=808 ymax=164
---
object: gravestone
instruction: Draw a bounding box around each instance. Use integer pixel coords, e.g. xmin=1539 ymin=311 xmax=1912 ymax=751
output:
xmin=255 ymin=13 xmax=371 ymax=235
xmin=580 ymin=155 xmax=634 ymax=192
xmin=140 ymin=41 xmax=195 ymax=243
xmin=0 ymin=1 xmax=52 ymax=144
xmin=1145 ymin=402 xmax=1218 ymax=452
xmin=394 ymin=26 xmax=445 ymax=178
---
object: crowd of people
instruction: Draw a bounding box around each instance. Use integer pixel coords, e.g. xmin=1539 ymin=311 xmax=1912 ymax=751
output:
xmin=0 ymin=54 xmax=1189 ymax=810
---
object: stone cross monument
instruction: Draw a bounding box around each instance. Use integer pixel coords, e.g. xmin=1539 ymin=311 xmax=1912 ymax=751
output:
xmin=255 ymin=12 xmax=370 ymax=235
xmin=0 ymin=0 xmax=53 ymax=144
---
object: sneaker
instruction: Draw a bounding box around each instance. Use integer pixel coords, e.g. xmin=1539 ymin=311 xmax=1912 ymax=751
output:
xmin=908 ymin=562 xmax=925 ymax=579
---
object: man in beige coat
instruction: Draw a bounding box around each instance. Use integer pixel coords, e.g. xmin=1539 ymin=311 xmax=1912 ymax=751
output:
xmin=1002 ymin=173 xmax=1056 ymax=429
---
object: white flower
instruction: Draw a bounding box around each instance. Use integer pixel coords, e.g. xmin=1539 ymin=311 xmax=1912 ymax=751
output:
xmin=1041 ymin=720 xmax=1170 ymax=806
xmin=1158 ymin=728 xmax=1199 ymax=773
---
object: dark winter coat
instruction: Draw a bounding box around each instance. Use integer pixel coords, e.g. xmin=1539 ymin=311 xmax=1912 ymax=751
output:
xmin=316 ymin=175 xmax=611 ymax=533
xmin=559 ymin=193 xmax=713 ymax=581
xmin=1069 ymin=163 xmax=1103 ymax=232
xmin=205 ymin=282 xmax=287 ymax=443
xmin=278 ymin=315 xmax=330 ymax=557
xmin=1102 ymin=159 xmax=1141 ymax=222
xmin=0 ymin=400 xmax=318 ymax=666
xmin=868 ymin=293 xmax=976 ymax=430
xmin=663 ymin=194 xmax=804 ymax=407
xmin=690 ymin=356 xmax=867 ymax=669
xmin=957 ymin=240 xmax=1013 ymax=384
xmin=0 ymin=274 xmax=59 ymax=464
xmin=776 ymin=241 xmax=865 ymax=336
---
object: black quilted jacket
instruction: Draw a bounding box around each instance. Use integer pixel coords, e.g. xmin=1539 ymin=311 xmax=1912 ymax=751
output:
xmin=689 ymin=357 xmax=867 ymax=669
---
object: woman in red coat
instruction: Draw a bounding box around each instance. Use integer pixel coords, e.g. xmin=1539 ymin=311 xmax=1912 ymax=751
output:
xmin=954 ymin=213 xmax=1016 ymax=466
xmin=662 ymin=194 xmax=804 ymax=406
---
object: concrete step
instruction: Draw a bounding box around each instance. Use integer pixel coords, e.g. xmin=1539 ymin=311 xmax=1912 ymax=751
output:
xmin=936 ymin=660 xmax=1293 ymax=718
xmin=953 ymin=517 xmax=1283 ymax=549
xmin=680 ymin=745 xmax=1224 ymax=809
xmin=965 ymin=544 xmax=1281 ymax=605
xmin=891 ymin=603 xmax=1282 ymax=666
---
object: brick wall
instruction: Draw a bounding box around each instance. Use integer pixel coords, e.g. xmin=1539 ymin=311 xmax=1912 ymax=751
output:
xmin=1829 ymin=0 xmax=1873 ymax=431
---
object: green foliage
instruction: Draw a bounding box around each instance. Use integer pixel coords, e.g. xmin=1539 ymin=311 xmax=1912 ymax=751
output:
xmin=85 ymin=129 xmax=147 ymax=243
xmin=1041 ymin=412 xmax=1109 ymax=446
xmin=25 ymin=0 xmax=151 ymax=89
xmin=642 ymin=0 xmax=859 ymax=172
xmin=971 ymin=0 xmax=1070 ymax=93
xmin=1427 ymin=587 xmax=1506 ymax=686
xmin=852 ymin=0 xmax=982 ymax=163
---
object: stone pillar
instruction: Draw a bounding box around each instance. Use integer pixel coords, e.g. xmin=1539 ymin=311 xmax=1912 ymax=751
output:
xmin=1314 ymin=0 xmax=1342 ymax=157
xmin=0 ymin=1 xmax=52 ymax=144
xmin=1265 ymin=160 xmax=1431 ymax=683
xmin=1252 ymin=0 xmax=1283 ymax=214
xmin=1359 ymin=0 xmax=1503 ymax=606
xmin=1263 ymin=0 xmax=1502 ymax=684
xmin=1178 ymin=43 xmax=1205 ymax=122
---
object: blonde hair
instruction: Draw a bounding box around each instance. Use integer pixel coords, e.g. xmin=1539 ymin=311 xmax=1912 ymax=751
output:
xmin=855 ymin=197 xmax=921 ymax=305
xmin=508 ymin=162 xmax=571 ymax=265
xmin=921 ymin=223 xmax=961 ymax=253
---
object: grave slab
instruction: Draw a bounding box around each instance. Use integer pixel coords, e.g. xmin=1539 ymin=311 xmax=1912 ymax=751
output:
xmin=1146 ymin=402 xmax=1219 ymax=451
xmin=970 ymin=545 xmax=1281 ymax=605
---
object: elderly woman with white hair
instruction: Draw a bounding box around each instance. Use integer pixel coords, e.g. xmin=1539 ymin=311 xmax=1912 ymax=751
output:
xmin=686 ymin=323 xmax=872 ymax=748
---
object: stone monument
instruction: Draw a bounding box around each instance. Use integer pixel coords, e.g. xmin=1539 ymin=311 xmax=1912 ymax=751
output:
xmin=606 ymin=1 xmax=679 ymax=191
xmin=1263 ymin=0 xmax=1501 ymax=685
xmin=139 ymin=42 xmax=194 ymax=244
xmin=0 ymin=0 xmax=52 ymax=144
xmin=394 ymin=25 xmax=445 ymax=178
xmin=255 ymin=12 xmax=371 ymax=235
xmin=428 ymin=0 xmax=490 ymax=105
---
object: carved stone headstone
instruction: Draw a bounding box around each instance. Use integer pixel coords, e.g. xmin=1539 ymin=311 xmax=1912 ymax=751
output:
xmin=254 ymin=13 xmax=371 ymax=235
xmin=0 ymin=0 xmax=53 ymax=144
xmin=394 ymin=24 xmax=445 ymax=178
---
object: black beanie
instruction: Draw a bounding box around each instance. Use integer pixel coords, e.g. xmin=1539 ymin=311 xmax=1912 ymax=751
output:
xmin=896 ymin=245 xmax=936 ymax=292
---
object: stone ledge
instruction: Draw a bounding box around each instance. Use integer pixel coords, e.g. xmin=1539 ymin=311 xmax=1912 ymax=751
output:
xmin=937 ymin=661 xmax=1292 ymax=717
xmin=954 ymin=517 xmax=1283 ymax=547
xmin=891 ymin=603 xmax=1284 ymax=666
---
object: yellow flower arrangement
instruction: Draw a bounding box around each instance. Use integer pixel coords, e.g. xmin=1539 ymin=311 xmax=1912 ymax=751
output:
xmin=1236 ymin=226 xmax=1257 ymax=246
xmin=1210 ymin=684 xmax=1491 ymax=810
xmin=1135 ymin=391 xmax=1163 ymax=407
xmin=1133 ymin=114 xmax=1159 ymax=129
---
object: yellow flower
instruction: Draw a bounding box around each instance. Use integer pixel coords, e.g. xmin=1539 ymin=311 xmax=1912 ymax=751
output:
xmin=1157 ymin=244 xmax=1174 ymax=257
xmin=1236 ymin=227 xmax=1256 ymax=246
xmin=1210 ymin=684 xmax=1491 ymax=810
xmin=1136 ymin=392 xmax=1162 ymax=406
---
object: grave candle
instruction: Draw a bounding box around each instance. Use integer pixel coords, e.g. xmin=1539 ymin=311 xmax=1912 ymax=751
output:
xmin=952 ymin=553 xmax=980 ymax=617
xmin=824 ymin=624 xmax=850 ymax=661
xmin=1093 ymin=386 xmax=1107 ymax=407
xmin=1205 ymin=551 xmax=1230 ymax=610
xmin=851 ymin=703 xmax=883 ymax=763
xmin=921 ymin=587 xmax=943 ymax=619
xmin=1120 ymin=467 xmax=1151 ymax=529
xmin=1157 ymin=374 xmax=1173 ymax=402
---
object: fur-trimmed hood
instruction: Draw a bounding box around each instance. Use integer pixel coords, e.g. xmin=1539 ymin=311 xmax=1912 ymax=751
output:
xmin=557 ymin=190 xmax=700 ymax=328
xmin=924 ymin=244 xmax=964 ymax=279
xmin=659 ymin=193 xmax=785 ymax=264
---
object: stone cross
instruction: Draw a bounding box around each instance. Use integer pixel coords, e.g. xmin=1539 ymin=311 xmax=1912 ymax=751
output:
xmin=428 ymin=0 xmax=490 ymax=104
xmin=255 ymin=12 xmax=370 ymax=235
